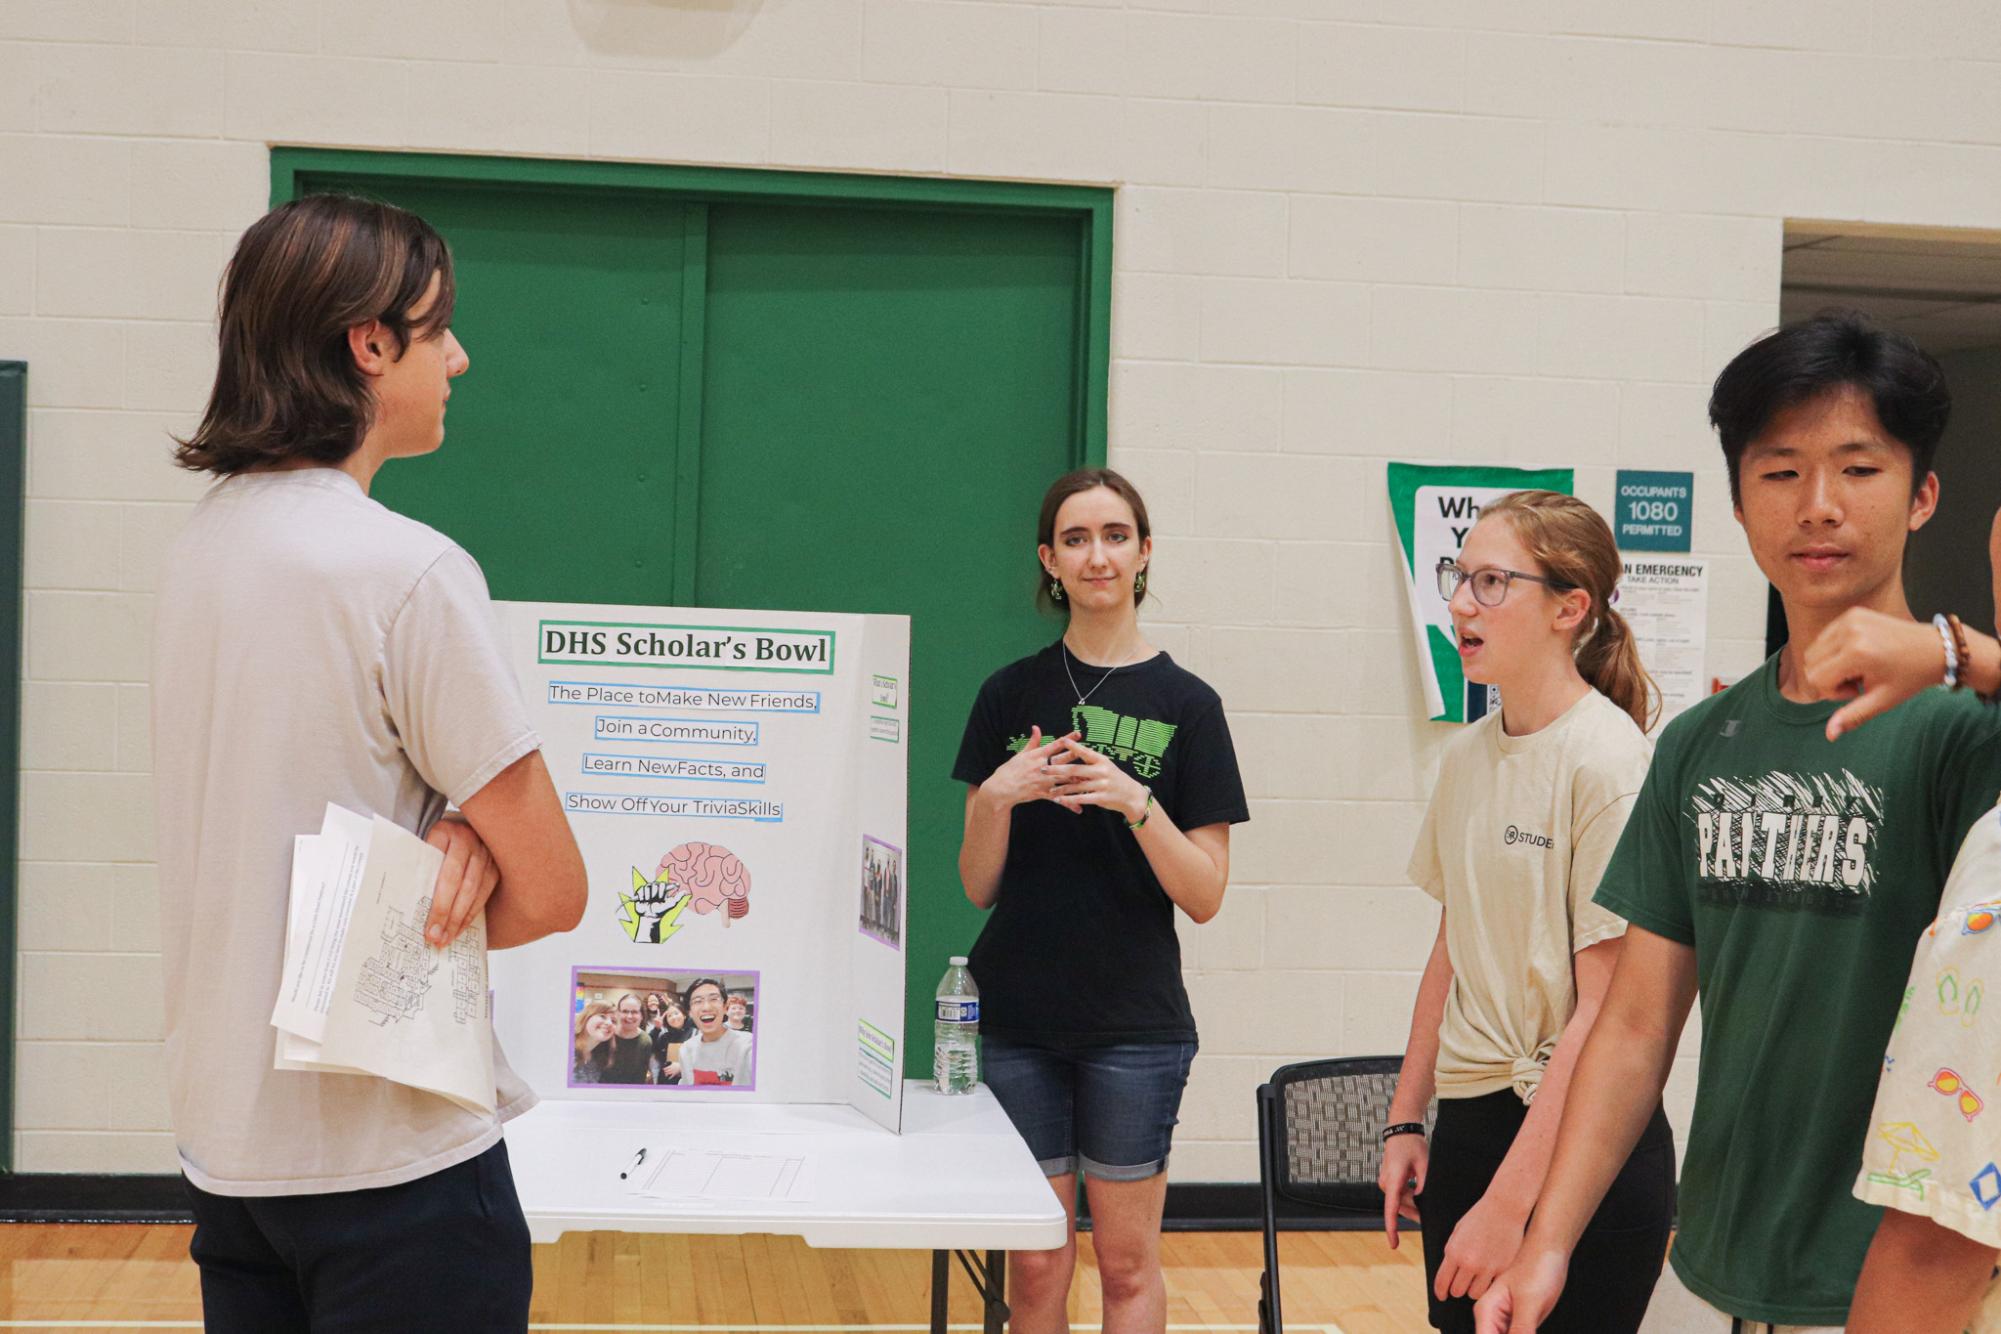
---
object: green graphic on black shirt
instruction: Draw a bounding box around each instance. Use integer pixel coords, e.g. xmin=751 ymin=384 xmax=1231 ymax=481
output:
xmin=1689 ymin=768 xmax=1885 ymax=915
xmin=1006 ymin=705 xmax=1180 ymax=779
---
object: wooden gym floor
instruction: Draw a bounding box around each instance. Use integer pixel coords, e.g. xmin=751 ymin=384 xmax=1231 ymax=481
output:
xmin=0 ymin=1226 xmax=1429 ymax=1331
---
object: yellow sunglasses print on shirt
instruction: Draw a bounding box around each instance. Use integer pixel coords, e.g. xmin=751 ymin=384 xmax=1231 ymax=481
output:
xmin=1929 ymin=1067 xmax=1986 ymax=1122
xmin=1932 ymin=899 xmax=2001 ymax=938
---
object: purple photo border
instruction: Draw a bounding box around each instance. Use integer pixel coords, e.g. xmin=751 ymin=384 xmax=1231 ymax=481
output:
xmin=566 ymin=963 xmax=760 ymax=1092
xmin=859 ymin=834 xmax=904 ymax=952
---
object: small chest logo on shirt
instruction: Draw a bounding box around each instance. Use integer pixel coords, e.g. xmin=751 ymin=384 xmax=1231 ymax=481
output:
xmin=1009 ymin=705 xmax=1178 ymax=779
xmin=1688 ymin=768 xmax=1884 ymax=914
xmin=1504 ymin=825 xmax=1554 ymax=850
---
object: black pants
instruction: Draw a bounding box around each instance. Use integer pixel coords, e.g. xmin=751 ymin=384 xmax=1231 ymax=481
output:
xmin=1417 ymin=1091 xmax=1676 ymax=1334
xmin=182 ymin=1140 xmax=532 ymax=1333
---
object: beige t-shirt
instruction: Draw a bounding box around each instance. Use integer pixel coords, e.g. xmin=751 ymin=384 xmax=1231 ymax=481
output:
xmin=1407 ymin=689 xmax=1651 ymax=1103
xmin=152 ymin=469 xmax=540 ymax=1196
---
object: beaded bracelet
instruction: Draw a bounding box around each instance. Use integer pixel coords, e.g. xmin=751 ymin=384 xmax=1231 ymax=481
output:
xmin=1936 ymin=613 xmax=1961 ymax=690
xmin=1946 ymin=613 xmax=1974 ymax=693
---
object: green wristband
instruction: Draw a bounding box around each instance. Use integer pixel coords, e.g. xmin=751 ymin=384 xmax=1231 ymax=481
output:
xmin=1127 ymin=787 xmax=1154 ymax=830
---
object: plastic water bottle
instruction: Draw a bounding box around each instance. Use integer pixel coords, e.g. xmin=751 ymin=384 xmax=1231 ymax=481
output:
xmin=934 ymin=956 xmax=980 ymax=1095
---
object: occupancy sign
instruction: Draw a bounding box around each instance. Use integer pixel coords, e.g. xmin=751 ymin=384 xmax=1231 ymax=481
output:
xmin=1615 ymin=470 xmax=1693 ymax=552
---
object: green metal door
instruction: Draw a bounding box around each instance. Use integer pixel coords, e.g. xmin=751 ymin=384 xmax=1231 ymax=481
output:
xmin=279 ymin=155 xmax=1107 ymax=1073
xmin=344 ymin=181 xmax=694 ymax=605
xmin=696 ymin=202 xmax=1082 ymax=1058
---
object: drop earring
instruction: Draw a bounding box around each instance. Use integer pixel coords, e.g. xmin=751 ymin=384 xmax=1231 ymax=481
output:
xmin=1049 ymin=576 xmax=1066 ymax=603
xmin=1135 ymin=568 xmax=1148 ymax=596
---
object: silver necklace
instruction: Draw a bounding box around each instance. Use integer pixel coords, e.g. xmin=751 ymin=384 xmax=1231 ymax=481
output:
xmin=1062 ymin=639 xmax=1144 ymax=709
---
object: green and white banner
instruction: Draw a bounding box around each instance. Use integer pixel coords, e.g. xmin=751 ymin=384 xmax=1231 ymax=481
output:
xmin=1387 ymin=462 xmax=1575 ymax=723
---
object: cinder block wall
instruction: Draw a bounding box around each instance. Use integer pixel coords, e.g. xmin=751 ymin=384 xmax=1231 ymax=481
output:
xmin=15 ymin=0 xmax=1981 ymax=1178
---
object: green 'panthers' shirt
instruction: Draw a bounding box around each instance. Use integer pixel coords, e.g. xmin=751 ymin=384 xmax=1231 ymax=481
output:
xmin=1595 ymin=652 xmax=2001 ymax=1327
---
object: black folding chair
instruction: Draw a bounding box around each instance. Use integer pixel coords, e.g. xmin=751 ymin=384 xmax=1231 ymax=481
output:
xmin=1255 ymin=1056 xmax=1434 ymax=1334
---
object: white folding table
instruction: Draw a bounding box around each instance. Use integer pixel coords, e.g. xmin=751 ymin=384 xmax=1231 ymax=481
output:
xmin=506 ymin=1081 xmax=1066 ymax=1333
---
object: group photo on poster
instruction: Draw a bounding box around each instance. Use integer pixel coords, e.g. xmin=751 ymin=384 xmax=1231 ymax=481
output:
xmin=859 ymin=835 xmax=903 ymax=950
xmin=570 ymin=968 xmax=759 ymax=1090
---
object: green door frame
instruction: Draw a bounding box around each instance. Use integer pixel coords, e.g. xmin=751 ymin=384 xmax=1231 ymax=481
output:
xmin=268 ymin=148 xmax=1113 ymax=476
xmin=0 ymin=362 xmax=24 ymax=1173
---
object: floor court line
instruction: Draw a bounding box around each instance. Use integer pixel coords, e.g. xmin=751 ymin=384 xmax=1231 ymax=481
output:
xmin=0 ymin=1325 xmax=1337 ymax=1333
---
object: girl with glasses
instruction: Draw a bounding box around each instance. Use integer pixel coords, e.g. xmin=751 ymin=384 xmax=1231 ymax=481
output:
xmin=1379 ymin=490 xmax=1677 ymax=1333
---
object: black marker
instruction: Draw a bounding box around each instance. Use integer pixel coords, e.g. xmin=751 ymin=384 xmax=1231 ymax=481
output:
xmin=620 ymin=1147 xmax=647 ymax=1180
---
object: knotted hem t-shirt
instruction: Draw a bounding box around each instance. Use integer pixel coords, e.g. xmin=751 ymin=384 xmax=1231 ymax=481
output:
xmin=1407 ymin=688 xmax=1650 ymax=1104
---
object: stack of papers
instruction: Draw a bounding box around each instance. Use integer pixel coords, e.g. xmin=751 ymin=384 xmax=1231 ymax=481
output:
xmin=621 ymin=1141 xmax=817 ymax=1203
xmin=270 ymin=803 xmax=496 ymax=1114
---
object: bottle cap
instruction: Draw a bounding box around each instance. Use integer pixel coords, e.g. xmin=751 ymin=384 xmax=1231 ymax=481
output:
xmin=949 ymin=956 xmax=968 ymax=966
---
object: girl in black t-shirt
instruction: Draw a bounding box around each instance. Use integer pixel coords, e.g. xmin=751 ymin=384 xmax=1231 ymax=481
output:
xmin=953 ymin=467 xmax=1249 ymax=1334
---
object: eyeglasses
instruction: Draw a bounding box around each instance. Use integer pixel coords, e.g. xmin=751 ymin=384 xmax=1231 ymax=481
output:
xmin=1436 ymin=558 xmax=1576 ymax=607
xmin=1929 ymin=1067 xmax=1985 ymax=1122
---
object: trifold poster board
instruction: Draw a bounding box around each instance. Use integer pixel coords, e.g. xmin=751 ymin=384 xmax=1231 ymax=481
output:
xmin=489 ymin=602 xmax=911 ymax=1133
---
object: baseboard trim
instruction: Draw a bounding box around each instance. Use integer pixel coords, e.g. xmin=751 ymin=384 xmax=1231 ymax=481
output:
xmin=1158 ymin=1182 xmax=1375 ymax=1232
xmin=0 ymin=1174 xmax=192 ymax=1224
xmin=0 ymin=1174 xmax=1378 ymax=1234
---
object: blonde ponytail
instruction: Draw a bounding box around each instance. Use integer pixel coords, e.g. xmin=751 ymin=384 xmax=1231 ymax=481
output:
xmin=1576 ymin=604 xmax=1658 ymax=732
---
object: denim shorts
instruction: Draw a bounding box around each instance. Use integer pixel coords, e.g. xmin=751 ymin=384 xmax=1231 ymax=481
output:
xmin=982 ymin=1036 xmax=1197 ymax=1182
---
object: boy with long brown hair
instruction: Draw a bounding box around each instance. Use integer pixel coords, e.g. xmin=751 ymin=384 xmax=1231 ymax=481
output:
xmin=156 ymin=194 xmax=586 ymax=1331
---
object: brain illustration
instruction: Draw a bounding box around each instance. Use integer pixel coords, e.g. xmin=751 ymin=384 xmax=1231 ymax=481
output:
xmin=659 ymin=843 xmax=751 ymax=922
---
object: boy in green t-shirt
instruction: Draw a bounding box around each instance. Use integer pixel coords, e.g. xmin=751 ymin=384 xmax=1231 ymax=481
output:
xmin=1475 ymin=311 xmax=2001 ymax=1333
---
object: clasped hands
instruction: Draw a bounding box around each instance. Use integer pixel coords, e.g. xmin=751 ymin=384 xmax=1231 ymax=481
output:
xmin=983 ymin=725 xmax=1151 ymax=824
